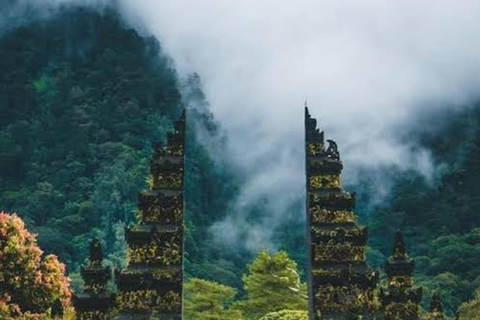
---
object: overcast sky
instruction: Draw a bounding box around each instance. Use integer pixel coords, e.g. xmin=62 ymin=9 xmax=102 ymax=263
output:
xmin=114 ymin=1 xmax=480 ymax=251
xmin=118 ymin=1 xmax=480 ymax=167
xmin=8 ymin=0 xmax=480 ymax=252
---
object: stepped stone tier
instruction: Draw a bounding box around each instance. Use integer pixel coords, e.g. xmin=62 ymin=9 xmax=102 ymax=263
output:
xmin=424 ymin=293 xmax=446 ymax=320
xmin=304 ymin=107 xmax=379 ymax=320
xmin=380 ymin=231 xmax=423 ymax=320
xmin=73 ymin=238 xmax=115 ymax=320
xmin=115 ymin=110 xmax=186 ymax=320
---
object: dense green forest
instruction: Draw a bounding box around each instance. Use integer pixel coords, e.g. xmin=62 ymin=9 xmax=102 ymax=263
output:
xmin=1 ymin=3 xmax=480 ymax=319
xmin=0 ymin=5 xmax=239 ymax=281
xmin=0 ymin=6 xmax=181 ymax=271
xmin=0 ymin=4 xmax=305 ymax=296
xmin=353 ymin=107 xmax=480 ymax=315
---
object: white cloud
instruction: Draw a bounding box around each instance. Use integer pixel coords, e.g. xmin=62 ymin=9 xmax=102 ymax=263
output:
xmin=9 ymin=0 xmax=480 ymax=252
xmin=116 ymin=0 xmax=480 ymax=252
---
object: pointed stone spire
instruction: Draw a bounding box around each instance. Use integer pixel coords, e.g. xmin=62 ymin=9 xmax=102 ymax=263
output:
xmin=392 ymin=231 xmax=407 ymax=261
xmin=380 ymin=231 xmax=422 ymax=320
xmin=73 ymin=238 xmax=115 ymax=319
xmin=425 ymin=292 xmax=446 ymax=320
xmin=173 ymin=108 xmax=186 ymax=136
xmin=385 ymin=231 xmax=415 ymax=278
xmin=89 ymin=237 xmax=103 ymax=267
xmin=430 ymin=292 xmax=443 ymax=313
xmin=305 ymin=106 xmax=324 ymax=144
xmin=83 ymin=238 xmax=110 ymax=294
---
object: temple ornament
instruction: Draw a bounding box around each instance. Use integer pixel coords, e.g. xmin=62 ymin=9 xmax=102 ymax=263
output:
xmin=325 ymin=140 xmax=340 ymax=161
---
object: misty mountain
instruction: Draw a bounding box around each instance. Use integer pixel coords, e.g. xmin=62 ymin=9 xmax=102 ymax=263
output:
xmin=2 ymin=2 xmax=480 ymax=317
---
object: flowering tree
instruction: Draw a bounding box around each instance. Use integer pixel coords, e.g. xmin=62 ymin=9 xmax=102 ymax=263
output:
xmin=0 ymin=212 xmax=71 ymax=318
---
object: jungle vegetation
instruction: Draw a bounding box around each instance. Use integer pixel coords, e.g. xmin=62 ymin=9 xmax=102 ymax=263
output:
xmin=1 ymin=4 xmax=480 ymax=319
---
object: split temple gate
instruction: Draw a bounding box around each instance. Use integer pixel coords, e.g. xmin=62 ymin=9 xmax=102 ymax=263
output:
xmin=73 ymin=108 xmax=447 ymax=320
xmin=304 ymin=108 xmax=443 ymax=320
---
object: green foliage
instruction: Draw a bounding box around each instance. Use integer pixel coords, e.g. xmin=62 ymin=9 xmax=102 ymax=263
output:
xmin=0 ymin=7 xmax=252 ymax=293
xmin=353 ymin=106 xmax=480 ymax=316
xmin=259 ymin=310 xmax=308 ymax=320
xmin=233 ymin=250 xmax=308 ymax=320
xmin=417 ymin=273 xmax=479 ymax=317
xmin=0 ymin=7 xmax=180 ymax=271
xmin=458 ymin=288 xmax=480 ymax=319
xmin=4 ymin=4 xmax=480 ymax=319
xmin=0 ymin=212 xmax=71 ymax=318
xmin=0 ymin=6 xmax=257 ymax=306
xmin=184 ymin=251 xmax=308 ymax=320
xmin=32 ymin=76 xmax=51 ymax=93
xmin=184 ymin=278 xmax=243 ymax=320
xmin=424 ymin=229 xmax=480 ymax=279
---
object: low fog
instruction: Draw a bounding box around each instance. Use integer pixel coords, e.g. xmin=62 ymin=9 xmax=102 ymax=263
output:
xmin=117 ymin=1 xmax=480 ymax=251
xmin=7 ymin=0 xmax=480 ymax=252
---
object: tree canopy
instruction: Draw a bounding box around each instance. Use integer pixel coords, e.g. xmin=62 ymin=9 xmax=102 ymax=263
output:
xmin=259 ymin=310 xmax=308 ymax=320
xmin=458 ymin=289 xmax=480 ymax=320
xmin=233 ymin=250 xmax=308 ymax=320
xmin=184 ymin=278 xmax=242 ymax=320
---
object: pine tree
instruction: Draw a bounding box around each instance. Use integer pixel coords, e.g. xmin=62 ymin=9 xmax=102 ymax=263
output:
xmin=233 ymin=250 xmax=308 ymax=320
xmin=184 ymin=278 xmax=243 ymax=320
xmin=259 ymin=310 xmax=308 ymax=320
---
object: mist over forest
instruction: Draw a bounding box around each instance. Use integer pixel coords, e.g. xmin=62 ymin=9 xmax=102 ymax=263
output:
xmin=2 ymin=1 xmax=480 ymax=318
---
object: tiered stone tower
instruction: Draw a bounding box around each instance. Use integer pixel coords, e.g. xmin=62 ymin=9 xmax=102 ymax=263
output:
xmin=379 ymin=231 xmax=422 ymax=320
xmin=304 ymin=107 xmax=379 ymax=320
xmin=73 ymin=238 xmax=115 ymax=320
xmin=115 ymin=110 xmax=186 ymax=320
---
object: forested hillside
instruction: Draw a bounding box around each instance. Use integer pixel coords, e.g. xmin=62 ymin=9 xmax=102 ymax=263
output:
xmin=0 ymin=4 xmax=261 ymax=295
xmin=353 ymin=106 xmax=480 ymax=315
xmin=2 ymin=3 xmax=480 ymax=319
xmin=0 ymin=5 xmax=242 ymax=283
xmin=0 ymin=6 xmax=180 ymax=271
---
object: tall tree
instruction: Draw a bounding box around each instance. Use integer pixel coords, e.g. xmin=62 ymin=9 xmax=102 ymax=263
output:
xmin=259 ymin=310 xmax=308 ymax=320
xmin=184 ymin=278 xmax=243 ymax=320
xmin=233 ymin=250 xmax=308 ymax=320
